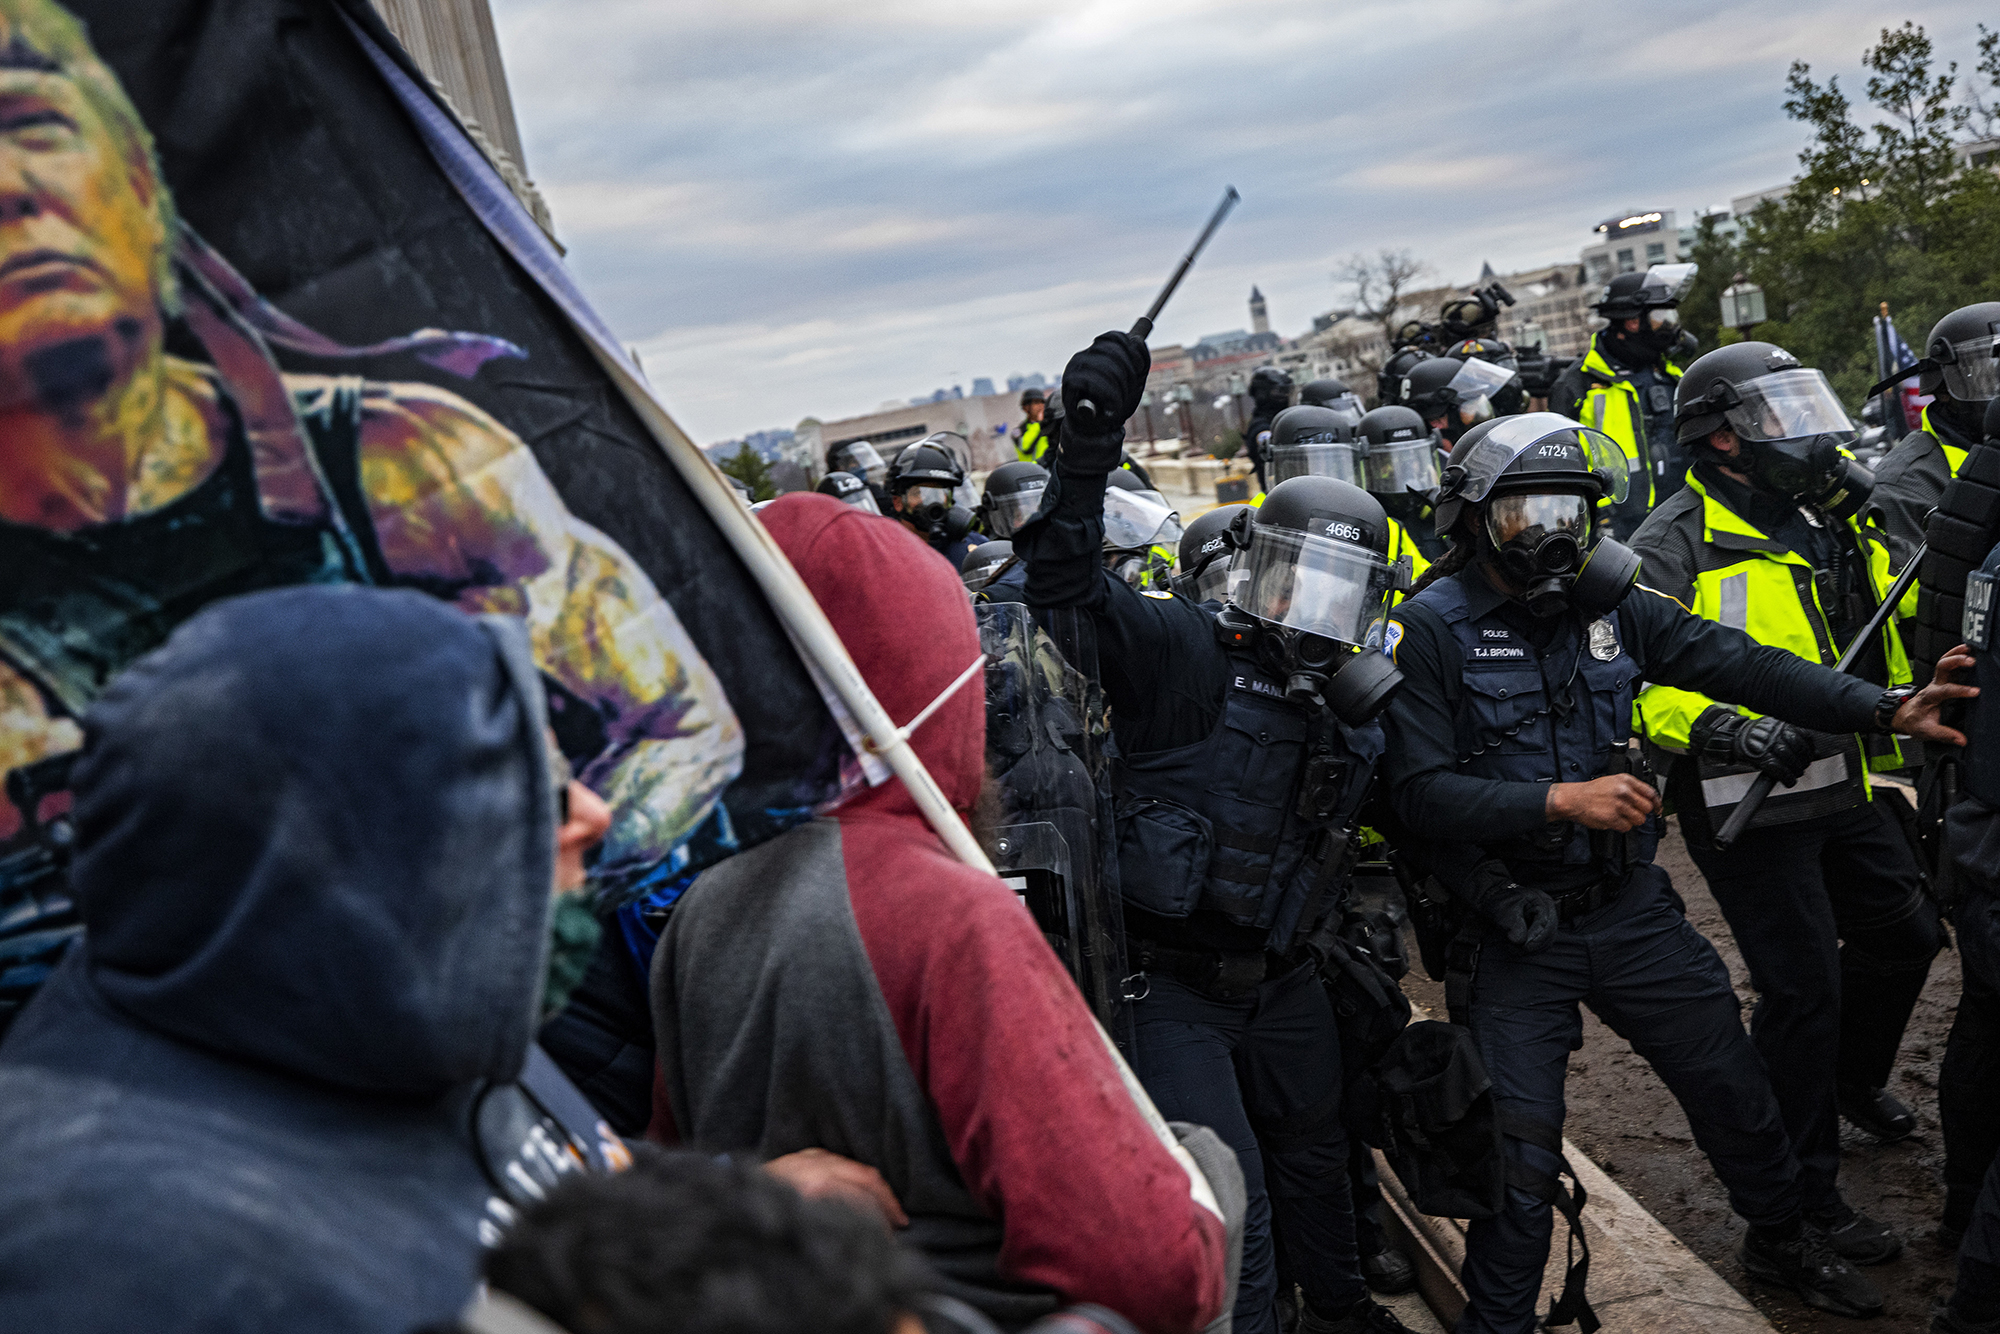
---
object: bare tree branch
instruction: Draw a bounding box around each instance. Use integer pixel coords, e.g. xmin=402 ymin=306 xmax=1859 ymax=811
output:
xmin=1336 ymin=249 xmax=1432 ymax=347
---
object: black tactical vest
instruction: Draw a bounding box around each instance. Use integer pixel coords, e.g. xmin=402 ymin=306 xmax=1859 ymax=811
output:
xmin=1113 ymin=640 xmax=1384 ymax=952
xmin=0 ymin=380 xmax=378 ymax=724
xmin=1407 ymin=574 xmax=1655 ymax=883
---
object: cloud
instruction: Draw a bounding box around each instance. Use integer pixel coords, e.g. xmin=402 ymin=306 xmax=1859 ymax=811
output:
xmin=490 ymin=0 xmax=1997 ymax=440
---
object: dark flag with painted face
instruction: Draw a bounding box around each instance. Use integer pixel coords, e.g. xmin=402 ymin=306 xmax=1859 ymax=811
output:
xmin=0 ymin=0 xmax=849 ymax=1022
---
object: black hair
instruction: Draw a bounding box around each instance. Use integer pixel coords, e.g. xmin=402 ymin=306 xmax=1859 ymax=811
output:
xmin=481 ymin=1147 xmax=930 ymax=1334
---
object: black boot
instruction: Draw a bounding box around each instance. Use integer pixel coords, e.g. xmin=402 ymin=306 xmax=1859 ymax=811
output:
xmin=1742 ymin=1220 xmax=1885 ymax=1318
xmin=1297 ymin=1297 xmax=1411 ymax=1334
xmin=1838 ymin=1083 xmax=1917 ymax=1143
xmin=1361 ymin=1246 xmax=1417 ymax=1295
xmin=1808 ymin=1201 xmax=1904 ymax=1265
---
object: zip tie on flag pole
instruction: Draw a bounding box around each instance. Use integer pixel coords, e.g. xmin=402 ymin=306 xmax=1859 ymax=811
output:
xmin=864 ymin=656 xmax=986 ymax=754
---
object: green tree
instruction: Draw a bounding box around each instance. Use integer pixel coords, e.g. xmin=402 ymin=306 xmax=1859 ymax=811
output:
xmin=1738 ymin=22 xmax=2000 ymax=408
xmin=720 ymin=444 xmax=778 ymax=501
xmin=1678 ymin=212 xmax=1741 ymax=354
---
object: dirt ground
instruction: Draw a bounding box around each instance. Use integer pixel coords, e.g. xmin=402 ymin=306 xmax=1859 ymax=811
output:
xmin=1402 ymin=822 xmax=1965 ymax=1332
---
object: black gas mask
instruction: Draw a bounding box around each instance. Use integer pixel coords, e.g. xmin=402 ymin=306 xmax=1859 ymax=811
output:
xmin=1484 ymin=491 xmax=1640 ymax=618
xmin=1738 ymin=433 xmax=1846 ymax=504
xmin=899 ymin=484 xmax=973 ymax=543
xmin=1218 ymin=607 xmax=1403 ymax=725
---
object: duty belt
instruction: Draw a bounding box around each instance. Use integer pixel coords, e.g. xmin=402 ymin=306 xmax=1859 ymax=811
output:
xmin=1136 ymin=939 xmax=1306 ymax=1000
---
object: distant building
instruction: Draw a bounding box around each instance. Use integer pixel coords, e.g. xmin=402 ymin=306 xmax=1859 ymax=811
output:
xmin=971 ymin=377 xmax=995 ymax=397
xmin=1006 ymin=372 xmax=1049 ymax=392
xmin=1581 ymin=209 xmax=1680 ymax=287
xmin=1190 ymin=329 xmax=1281 ymax=361
xmin=1250 ymin=286 xmax=1270 ymax=335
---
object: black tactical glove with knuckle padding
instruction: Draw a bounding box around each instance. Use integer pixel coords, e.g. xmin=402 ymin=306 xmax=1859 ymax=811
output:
xmin=1057 ymin=332 xmax=1151 ymax=476
xmin=1690 ymin=706 xmax=1814 ymax=787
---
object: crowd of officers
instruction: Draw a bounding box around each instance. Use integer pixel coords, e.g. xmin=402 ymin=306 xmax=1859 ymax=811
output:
xmin=818 ymin=288 xmax=2000 ymax=1334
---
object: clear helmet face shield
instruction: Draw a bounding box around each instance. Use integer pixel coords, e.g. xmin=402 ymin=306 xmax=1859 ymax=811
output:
xmin=1102 ymin=485 xmax=1184 ymax=553
xmin=839 ymin=486 xmax=881 ymax=515
xmin=1485 ymin=492 xmax=1592 ymax=551
xmin=984 ymin=479 xmax=1046 ymax=538
xmin=830 ymin=442 xmax=888 ymax=486
xmin=1721 ymin=368 xmax=1856 ymax=444
xmin=1236 ymin=526 xmax=1395 ymax=648
xmin=1363 ymin=438 xmax=1441 ymax=496
xmin=1270 ymin=441 xmax=1361 ymax=487
xmin=1936 ymin=331 xmax=2000 ymax=402
xmin=1447 ymin=416 xmax=1631 ymax=508
xmin=1177 ymin=549 xmax=1242 ymax=604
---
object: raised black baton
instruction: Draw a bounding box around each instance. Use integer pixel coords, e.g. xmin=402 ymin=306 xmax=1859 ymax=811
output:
xmin=1712 ymin=541 xmax=1928 ymax=849
xmin=1071 ymin=186 xmax=1240 ymax=433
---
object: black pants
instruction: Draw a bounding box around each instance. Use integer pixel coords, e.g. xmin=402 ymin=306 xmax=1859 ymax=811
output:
xmin=1461 ymin=864 xmax=1802 ymax=1334
xmin=1133 ymin=961 xmax=1359 ymax=1334
xmin=1945 ymin=887 xmax=2000 ymax=1234
xmin=1688 ymin=799 xmax=1943 ymax=1212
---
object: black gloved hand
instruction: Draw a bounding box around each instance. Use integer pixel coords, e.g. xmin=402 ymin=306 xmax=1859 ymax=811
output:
xmin=1690 ymin=706 xmax=1814 ymax=786
xmin=1462 ymin=860 xmax=1557 ymax=953
xmin=1057 ymin=332 xmax=1150 ymax=474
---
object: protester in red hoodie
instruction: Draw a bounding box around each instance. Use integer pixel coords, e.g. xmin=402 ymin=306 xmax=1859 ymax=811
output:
xmin=650 ymin=493 xmax=1238 ymax=1334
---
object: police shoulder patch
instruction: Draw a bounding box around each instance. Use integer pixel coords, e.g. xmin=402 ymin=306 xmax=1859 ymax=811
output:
xmin=1142 ymin=588 xmax=1175 ymax=600
xmin=1383 ymin=620 xmax=1405 ymax=661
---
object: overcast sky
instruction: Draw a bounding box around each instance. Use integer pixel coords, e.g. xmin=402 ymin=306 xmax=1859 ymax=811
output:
xmin=488 ymin=0 xmax=1992 ymax=443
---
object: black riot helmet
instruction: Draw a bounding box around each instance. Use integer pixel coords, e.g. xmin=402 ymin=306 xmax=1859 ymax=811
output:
xmin=1674 ymin=342 xmax=1862 ymax=507
xmin=1019 ymin=386 xmax=1047 ymax=408
xmin=1221 ymin=475 xmax=1406 ymax=720
xmin=1433 ymin=413 xmax=1640 ymax=618
xmin=1299 ymin=377 xmax=1365 ymax=419
xmin=1248 ymin=365 xmax=1295 ymax=408
xmin=961 ymin=540 xmax=1015 ymax=594
xmin=1268 ymin=405 xmax=1361 ymax=487
xmin=1378 ymin=346 xmax=1432 ymax=407
xmin=1594 ymin=263 xmax=1698 ymax=362
xmin=1402 ymin=356 xmax=1513 ymax=446
xmin=979 ymin=460 xmax=1049 ymax=539
xmin=826 ymin=439 xmax=888 ymax=487
xmin=1357 ymin=405 xmax=1442 ymax=526
xmin=1448 ymin=338 xmax=1526 ymax=415
xmin=816 ymin=469 xmax=881 ymax=514
xmin=886 ymin=435 xmax=972 ymax=540
xmin=1920 ymin=302 xmax=2000 ymax=437
xmin=1174 ymin=502 xmax=1253 ymax=605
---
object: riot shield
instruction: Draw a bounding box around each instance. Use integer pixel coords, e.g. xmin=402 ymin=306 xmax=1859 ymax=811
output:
xmin=977 ymin=603 xmax=1134 ymax=1052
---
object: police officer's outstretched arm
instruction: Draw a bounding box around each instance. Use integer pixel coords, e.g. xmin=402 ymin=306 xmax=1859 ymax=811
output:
xmin=1626 ymin=583 xmax=1976 ymax=750
xmin=1016 ymin=334 xmax=1227 ymax=722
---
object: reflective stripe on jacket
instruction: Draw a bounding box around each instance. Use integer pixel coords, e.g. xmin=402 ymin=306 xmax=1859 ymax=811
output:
xmin=1631 ymin=473 xmax=1911 ymax=827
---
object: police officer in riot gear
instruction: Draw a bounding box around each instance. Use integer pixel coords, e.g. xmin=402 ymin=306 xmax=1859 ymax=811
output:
xmin=1357 ymin=407 xmax=1446 ymax=562
xmin=1267 ymin=405 xmax=1362 ymax=487
xmin=1174 ymin=503 xmax=1253 ymax=606
xmin=1551 ymin=265 xmax=1698 ymax=536
xmin=1301 ymin=377 xmax=1367 ymax=422
xmin=1401 ymin=357 xmax=1513 ymax=451
xmin=816 ymin=470 xmax=882 ymax=514
xmin=1870 ymin=302 xmax=2000 ymax=676
xmin=1015 ymin=387 xmax=1053 ymax=464
xmin=979 ymin=461 xmax=1051 ymax=541
xmin=1102 ymin=469 xmax=1183 ymax=591
xmin=1375 ymin=346 xmax=1432 ymax=410
xmin=1381 ymin=411 xmax=1973 ymax=1331
xmin=1245 ymin=365 xmax=1296 ymax=494
xmin=1017 ymin=330 xmax=1413 ymax=1334
xmin=1634 ymin=343 xmax=1943 ymax=1223
xmin=885 ymin=435 xmax=979 ymax=567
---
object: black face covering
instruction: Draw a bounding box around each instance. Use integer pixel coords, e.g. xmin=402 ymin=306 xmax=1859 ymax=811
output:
xmin=1936 ymin=394 xmax=1992 ymax=443
xmin=1742 ymin=433 xmax=1845 ymax=502
xmin=1248 ymin=620 xmax=1402 ymax=724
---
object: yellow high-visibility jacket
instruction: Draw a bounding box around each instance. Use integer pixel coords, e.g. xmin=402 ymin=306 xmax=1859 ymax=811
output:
xmin=1630 ymin=472 xmax=1911 ymax=831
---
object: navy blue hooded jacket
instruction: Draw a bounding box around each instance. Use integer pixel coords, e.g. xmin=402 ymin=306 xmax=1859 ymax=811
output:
xmin=0 ymin=585 xmax=576 ymax=1332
